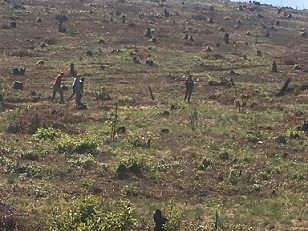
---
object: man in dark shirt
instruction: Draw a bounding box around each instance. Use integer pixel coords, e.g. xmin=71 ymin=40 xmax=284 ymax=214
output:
xmin=184 ymin=75 xmax=194 ymax=103
xmin=51 ymin=72 xmax=64 ymax=103
xmin=154 ymin=209 xmax=167 ymax=231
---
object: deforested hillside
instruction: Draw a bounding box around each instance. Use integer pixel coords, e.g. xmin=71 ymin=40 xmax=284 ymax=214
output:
xmin=0 ymin=0 xmax=307 ymax=230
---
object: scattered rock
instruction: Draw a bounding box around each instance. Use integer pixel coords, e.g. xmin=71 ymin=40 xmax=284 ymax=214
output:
xmin=161 ymin=128 xmax=169 ymax=134
xmin=13 ymin=81 xmax=23 ymax=91
xmin=219 ymin=151 xmax=229 ymax=161
xmin=128 ymin=163 xmax=142 ymax=176
xmin=256 ymin=50 xmax=262 ymax=57
xmin=161 ymin=111 xmax=170 ymax=117
xmin=12 ymin=68 xmax=26 ymax=75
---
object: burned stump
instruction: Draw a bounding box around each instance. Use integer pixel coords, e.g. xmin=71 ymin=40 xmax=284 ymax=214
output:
xmin=277 ymin=78 xmax=291 ymax=96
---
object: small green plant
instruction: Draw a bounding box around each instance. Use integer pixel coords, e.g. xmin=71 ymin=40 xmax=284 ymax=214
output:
xmin=81 ymin=177 xmax=96 ymax=192
xmin=286 ymin=128 xmax=301 ymax=139
xmin=98 ymin=37 xmax=106 ymax=44
xmin=163 ymin=199 xmax=185 ymax=231
xmin=150 ymin=36 xmax=158 ymax=43
xmin=297 ymin=119 xmax=308 ymax=131
xmin=104 ymin=105 xmax=119 ymax=141
xmin=234 ymin=98 xmax=246 ymax=112
xmin=121 ymin=184 xmax=138 ymax=197
xmin=118 ymin=151 xmax=154 ymax=173
xmin=96 ymin=88 xmax=111 ymax=107
xmin=66 ymin=23 xmax=78 ymax=36
xmin=54 ymin=134 xmax=75 ymax=153
xmin=68 ymin=154 xmax=96 ymax=170
xmin=33 ymin=127 xmax=62 ymax=140
xmin=118 ymin=95 xmax=135 ymax=104
xmin=28 ymin=183 xmax=50 ymax=198
xmin=218 ymin=26 xmax=224 ymax=32
xmin=189 ymin=108 xmax=198 ymax=130
xmin=170 ymin=102 xmax=186 ymax=110
xmin=75 ymin=136 xmax=99 ymax=154
xmin=198 ymin=157 xmax=212 ymax=170
xmin=299 ymin=28 xmax=307 ymax=37
xmin=5 ymin=161 xmax=45 ymax=178
xmin=292 ymin=64 xmax=301 ymax=70
xmin=246 ymin=130 xmax=262 ymax=143
xmin=124 ymin=130 xmax=155 ymax=149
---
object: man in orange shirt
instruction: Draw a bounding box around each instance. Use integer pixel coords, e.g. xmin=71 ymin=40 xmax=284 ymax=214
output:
xmin=51 ymin=72 xmax=64 ymax=103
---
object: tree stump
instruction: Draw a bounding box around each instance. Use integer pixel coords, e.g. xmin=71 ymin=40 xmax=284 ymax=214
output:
xmin=277 ymin=78 xmax=291 ymax=96
xmin=271 ymin=61 xmax=278 ymax=72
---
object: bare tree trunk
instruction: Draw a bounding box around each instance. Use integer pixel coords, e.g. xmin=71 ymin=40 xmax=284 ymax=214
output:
xmin=148 ymin=86 xmax=155 ymax=100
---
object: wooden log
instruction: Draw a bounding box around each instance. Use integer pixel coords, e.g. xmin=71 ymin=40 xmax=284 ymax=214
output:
xmin=277 ymin=78 xmax=291 ymax=96
xmin=148 ymin=86 xmax=155 ymax=100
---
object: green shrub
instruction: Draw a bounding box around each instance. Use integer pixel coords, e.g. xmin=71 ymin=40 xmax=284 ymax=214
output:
xmin=170 ymin=102 xmax=186 ymax=110
xmin=75 ymin=136 xmax=98 ymax=154
xmin=5 ymin=161 xmax=45 ymax=178
xmin=118 ymin=151 xmax=154 ymax=172
xmin=47 ymin=197 xmax=138 ymax=231
xmin=124 ymin=130 xmax=154 ymax=149
xmin=54 ymin=134 xmax=99 ymax=154
xmin=286 ymin=128 xmax=301 ymax=139
xmin=33 ymin=127 xmax=62 ymax=140
xmin=150 ymin=36 xmax=158 ymax=43
xmin=54 ymin=134 xmax=75 ymax=153
xmin=68 ymin=154 xmax=96 ymax=170
xmin=121 ymin=184 xmax=138 ymax=197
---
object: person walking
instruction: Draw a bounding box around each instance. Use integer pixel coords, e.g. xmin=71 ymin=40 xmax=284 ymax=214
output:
xmin=67 ymin=75 xmax=81 ymax=105
xmin=51 ymin=72 xmax=64 ymax=103
xmin=76 ymin=77 xmax=85 ymax=105
xmin=184 ymin=75 xmax=194 ymax=103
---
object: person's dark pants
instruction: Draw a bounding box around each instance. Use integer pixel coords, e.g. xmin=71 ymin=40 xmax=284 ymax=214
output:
xmin=76 ymin=92 xmax=82 ymax=106
xmin=184 ymin=89 xmax=193 ymax=102
xmin=51 ymin=86 xmax=64 ymax=103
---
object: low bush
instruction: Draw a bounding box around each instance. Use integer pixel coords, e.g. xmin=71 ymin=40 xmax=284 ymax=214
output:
xmin=46 ymin=197 xmax=138 ymax=230
xmin=33 ymin=127 xmax=62 ymax=140
xmin=54 ymin=134 xmax=99 ymax=154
